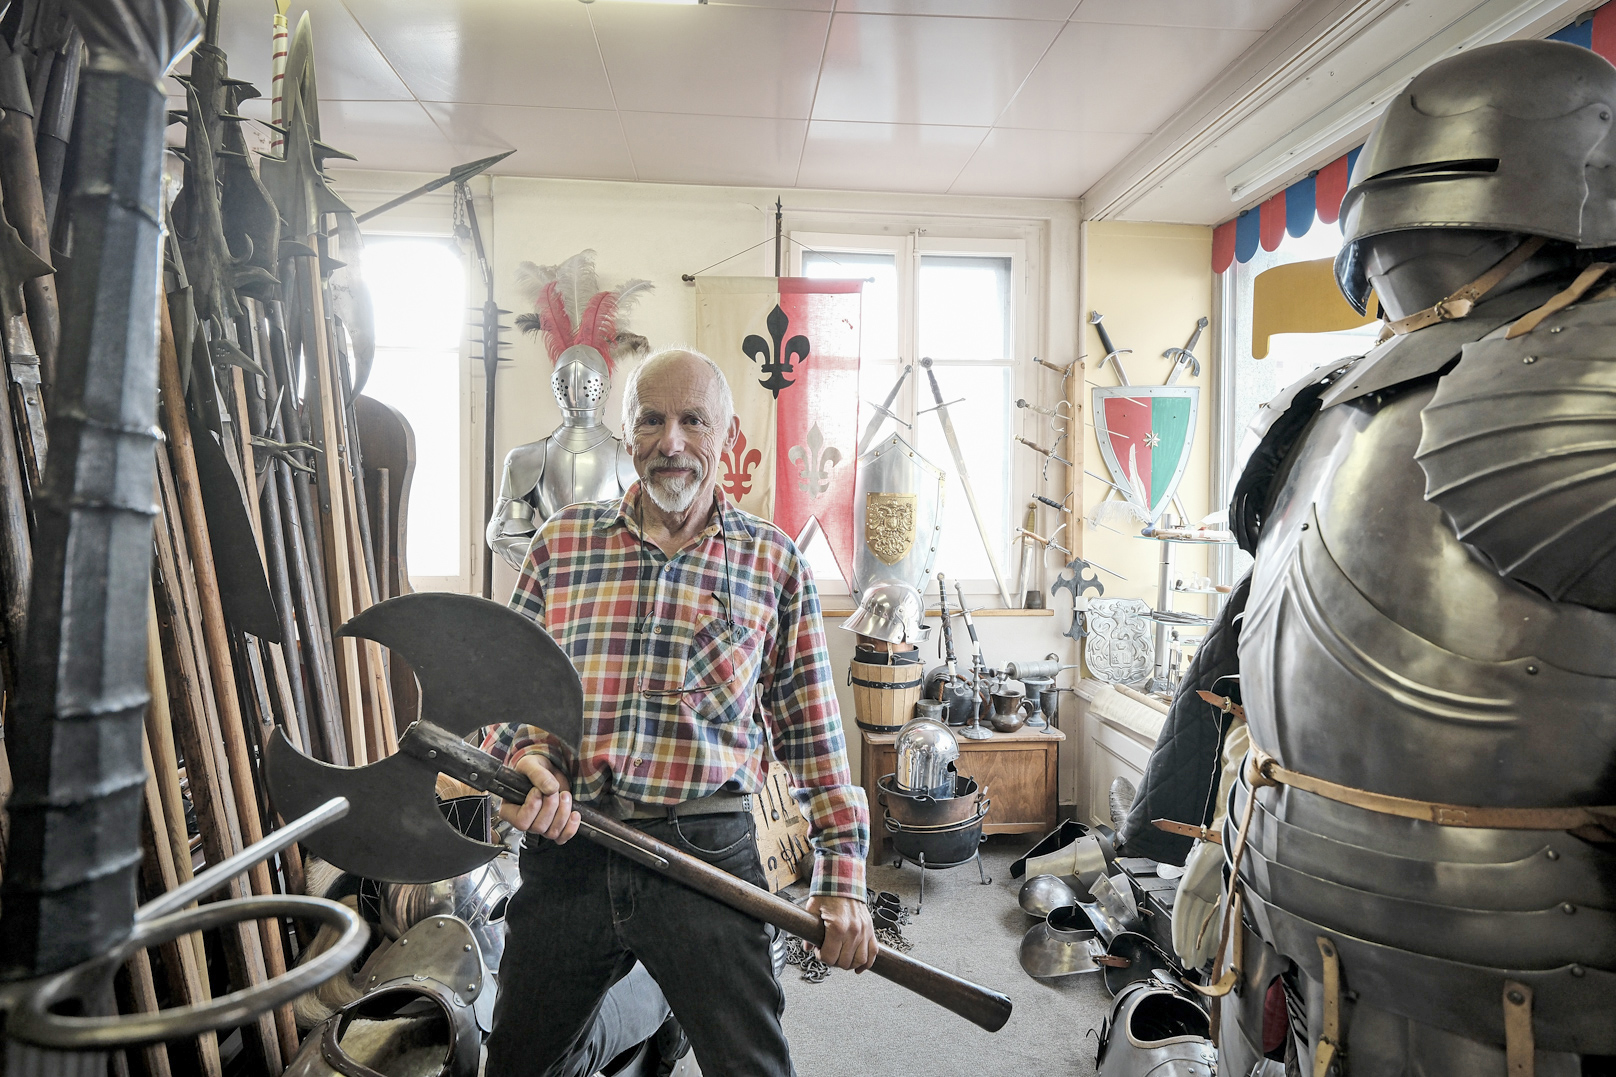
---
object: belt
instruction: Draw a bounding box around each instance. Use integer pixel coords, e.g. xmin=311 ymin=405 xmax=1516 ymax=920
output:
xmin=611 ymin=791 xmax=753 ymax=821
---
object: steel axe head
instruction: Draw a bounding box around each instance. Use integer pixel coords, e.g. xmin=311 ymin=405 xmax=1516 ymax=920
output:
xmin=264 ymin=592 xmax=585 ymax=883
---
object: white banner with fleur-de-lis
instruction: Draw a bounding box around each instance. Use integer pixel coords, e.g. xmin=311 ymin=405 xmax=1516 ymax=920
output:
xmin=695 ymin=277 xmax=863 ymax=580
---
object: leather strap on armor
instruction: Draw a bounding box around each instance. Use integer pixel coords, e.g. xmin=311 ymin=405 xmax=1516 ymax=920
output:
xmin=1246 ymin=747 xmax=1616 ymax=840
xmin=1384 ymin=236 xmax=1548 ymax=337
xmin=1503 ymin=980 xmax=1534 ymax=1077
xmin=1314 ymin=937 xmax=1342 ymax=1077
xmin=1505 ymin=261 xmax=1615 ymax=338
xmin=1151 ymin=818 xmax=1223 ymax=844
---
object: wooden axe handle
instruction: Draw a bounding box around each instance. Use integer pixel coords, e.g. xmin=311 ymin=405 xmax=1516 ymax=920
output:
xmin=412 ymin=724 xmax=1013 ymax=1031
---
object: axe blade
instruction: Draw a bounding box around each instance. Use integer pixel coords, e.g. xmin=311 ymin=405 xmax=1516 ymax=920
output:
xmin=337 ymin=592 xmax=584 ymax=746
xmin=265 ymin=729 xmax=502 ymax=882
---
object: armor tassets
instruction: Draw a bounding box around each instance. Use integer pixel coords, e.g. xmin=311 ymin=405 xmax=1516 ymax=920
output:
xmin=1225 ymin=290 xmax=1616 ymax=1075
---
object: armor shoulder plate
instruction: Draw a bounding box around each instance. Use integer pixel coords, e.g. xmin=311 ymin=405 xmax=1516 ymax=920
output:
xmin=1230 ymin=358 xmax=1358 ymax=553
xmin=1318 ymin=279 xmax=1563 ymax=409
xmin=500 ymin=440 xmax=548 ymax=499
xmin=1417 ymin=293 xmax=1616 ymax=611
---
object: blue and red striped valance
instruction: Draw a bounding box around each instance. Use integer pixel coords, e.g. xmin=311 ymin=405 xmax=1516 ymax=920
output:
xmin=1212 ymin=1 xmax=1616 ymax=273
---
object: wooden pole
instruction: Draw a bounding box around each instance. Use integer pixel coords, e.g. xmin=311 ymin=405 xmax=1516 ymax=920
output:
xmin=157 ymin=295 xmax=294 ymax=1067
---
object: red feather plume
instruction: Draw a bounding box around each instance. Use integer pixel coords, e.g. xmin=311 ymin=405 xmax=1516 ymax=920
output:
xmin=539 ymin=282 xmax=574 ymax=364
xmin=575 ymin=291 xmax=619 ymax=372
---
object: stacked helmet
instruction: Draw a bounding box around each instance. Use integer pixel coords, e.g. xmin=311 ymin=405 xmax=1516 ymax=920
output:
xmin=839 ymin=580 xmax=931 ymax=644
xmin=1335 ymin=39 xmax=1616 ymax=312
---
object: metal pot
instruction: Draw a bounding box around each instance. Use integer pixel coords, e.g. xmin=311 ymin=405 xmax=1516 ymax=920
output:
xmin=989 ymin=690 xmax=1026 ymax=733
xmin=877 ymin=772 xmax=986 ymax=827
xmin=883 ymin=805 xmax=988 ymax=867
xmin=893 ymin=717 xmax=959 ymax=798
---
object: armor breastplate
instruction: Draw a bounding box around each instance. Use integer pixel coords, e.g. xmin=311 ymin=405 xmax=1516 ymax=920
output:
xmin=534 ymin=425 xmax=634 ymax=520
xmin=1234 ymin=303 xmax=1616 ymax=1067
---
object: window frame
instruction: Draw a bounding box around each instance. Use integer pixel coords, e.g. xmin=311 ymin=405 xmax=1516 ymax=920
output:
xmin=357 ymin=226 xmax=475 ymax=596
xmin=791 ymin=229 xmax=1035 ymax=602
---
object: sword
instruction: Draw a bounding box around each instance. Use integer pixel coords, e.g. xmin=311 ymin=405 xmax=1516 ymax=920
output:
xmin=1016 ymin=436 xmax=1072 ymax=468
xmin=920 ymin=357 xmax=1014 ymax=606
xmin=857 ymin=362 xmax=913 ymax=457
xmin=1088 ymin=311 xmax=1132 ymax=385
xmin=1162 ymin=316 xmax=1207 ymax=385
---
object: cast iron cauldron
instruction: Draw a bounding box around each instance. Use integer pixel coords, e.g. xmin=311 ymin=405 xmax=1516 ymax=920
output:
xmin=883 ymin=803 xmax=989 ymax=868
xmin=877 ymin=772 xmax=988 ymax=828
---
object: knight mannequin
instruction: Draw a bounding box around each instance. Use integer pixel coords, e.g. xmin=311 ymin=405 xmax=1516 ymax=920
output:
xmin=1208 ymin=39 xmax=1616 ymax=1077
xmin=486 ymin=252 xmax=649 ymax=570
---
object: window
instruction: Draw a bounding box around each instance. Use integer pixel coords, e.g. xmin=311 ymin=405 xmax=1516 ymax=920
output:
xmin=361 ymin=236 xmax=468 ymax=589
xmin=1214 ymin=221 xmax=1380 ymax=581
xmin=797 ymin=233 xmax=1028 ymax=598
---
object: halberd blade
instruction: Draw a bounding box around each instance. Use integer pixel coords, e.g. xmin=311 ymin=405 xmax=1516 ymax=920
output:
xmin=336 ymin=592 xmax=584 ymax=747
xmin=265 ymin=729 xmax=500 ymax=883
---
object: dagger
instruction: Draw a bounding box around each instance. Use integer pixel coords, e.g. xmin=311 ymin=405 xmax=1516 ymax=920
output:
xmin=920 ymin=358 xmax=1014 ymax=607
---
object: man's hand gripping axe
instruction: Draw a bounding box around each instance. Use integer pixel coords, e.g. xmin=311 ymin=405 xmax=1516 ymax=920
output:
xmin=265 ymin=592 xmax=1013 ymax=1033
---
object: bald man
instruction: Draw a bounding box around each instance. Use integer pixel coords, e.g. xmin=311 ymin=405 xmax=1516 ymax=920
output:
xmin=482 ymin=349 xmax=873 ymax=1077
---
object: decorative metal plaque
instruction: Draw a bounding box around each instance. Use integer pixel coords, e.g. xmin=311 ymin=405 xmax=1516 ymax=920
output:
xmin=865 ymin=492 xmax=917 ymax=565
xmin=1084 ymin=598 xmax=1155 ymax=687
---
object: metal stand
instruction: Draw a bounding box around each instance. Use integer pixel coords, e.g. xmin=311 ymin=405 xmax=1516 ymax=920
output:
xmin=891 ymin=848 xmax=992 ymax=914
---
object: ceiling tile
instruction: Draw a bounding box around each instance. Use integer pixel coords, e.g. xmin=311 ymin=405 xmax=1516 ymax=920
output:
xmin=618 ymin=112 xmax=807 ymax=187
xmin=796 ymin=120 xmax=985 ymax=193
xmin=422 ymin=102 xmax=638 ymax=181
xmin=949 ymin=127 xmax=1144 ymax=198
xmin=813 ymin=13 xmax=1062 ymax=126
xmin=707 ymin=0 xmax=836 ymax=9
xmin=1070 ymin=0 xmax=1301 ymax=30
xmin=184 ymin=0 xmax=412 ymax=102
xmin=996 ymin=21 xmax=1263 ymax=133
xmin=317 ymin=101 xmax=458 ymax=174
xmin=589 ymin=5 xmax=831 ymax=119
xmin=342 ymin=0 xmax=614 ymax=110
xmin=834 ymin=0 xmax=1077 ymax=18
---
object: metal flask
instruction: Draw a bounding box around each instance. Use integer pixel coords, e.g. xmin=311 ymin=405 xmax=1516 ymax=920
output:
xmin=893 ymin=717 xmax=960 ymax=799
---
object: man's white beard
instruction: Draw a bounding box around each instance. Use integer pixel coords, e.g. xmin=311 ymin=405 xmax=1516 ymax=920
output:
xmin=644 ymin=456 xmax=704 ymax=513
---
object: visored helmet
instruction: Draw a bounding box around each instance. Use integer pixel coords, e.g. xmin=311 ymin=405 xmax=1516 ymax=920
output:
xmin=550 ymin=344 xmax=610 ymax=414
xmin=1335 ymin=39 xmax=1616 ymax=312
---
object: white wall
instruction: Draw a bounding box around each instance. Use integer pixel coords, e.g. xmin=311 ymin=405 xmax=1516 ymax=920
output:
xmin=335 ymin=169 xmax=1093 ymax=801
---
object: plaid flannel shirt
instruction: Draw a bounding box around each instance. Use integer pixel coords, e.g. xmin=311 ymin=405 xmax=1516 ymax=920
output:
xmin=482 ymin=485 xmax=869 ymax=899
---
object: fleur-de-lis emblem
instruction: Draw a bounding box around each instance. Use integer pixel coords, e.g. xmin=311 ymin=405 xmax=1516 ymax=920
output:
xmin=722 ymin=426 xmax=763 ymax=499
xmin=788 ymin=422 xmax=842 ymax=499
xmin=742 ymin=305 xmax=811 ymax=399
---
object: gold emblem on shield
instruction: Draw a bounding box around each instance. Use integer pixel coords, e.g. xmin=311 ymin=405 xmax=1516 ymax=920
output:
xmin=866 ymin=493 xmax=917 ymax=565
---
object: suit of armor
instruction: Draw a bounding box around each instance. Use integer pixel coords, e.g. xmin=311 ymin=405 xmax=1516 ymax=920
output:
xmin=1218 ymin=40 xmax=1616 ymax=1077
xmin=486 ymin=344 xmax=637 ymax=571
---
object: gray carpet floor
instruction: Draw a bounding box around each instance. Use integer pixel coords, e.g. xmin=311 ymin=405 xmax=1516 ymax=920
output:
xmin=769 ymin=833 xmax=1112 ymax=1077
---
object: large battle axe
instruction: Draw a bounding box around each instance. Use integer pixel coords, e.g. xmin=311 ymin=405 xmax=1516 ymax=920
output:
xmin=265 ymin=592 xmax=1013 ymax=1033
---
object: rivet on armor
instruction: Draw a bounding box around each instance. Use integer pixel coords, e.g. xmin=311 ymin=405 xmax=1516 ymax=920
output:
xmin=1523 ymin=356 xmax=1537 ymax=364
xmin=1546 ymin=848 xmax=1559 ymax=860
xmin=1301 ymin=523 xmax=1309 ymax=531
xmin=1561 ymin=902 xmax=1576 ymax=914
xmin=463 ymin=943 xmax=473 ymax=951
xmin=1526 ymin=664 xmax=1539 ymax=675
xmin=401 ymin=938 xmax=409 ymax=945
xmin=1507 ymin=989 xmax=1525 ymax=1004
xmin=1551 ymin=326 xmax=1564 ymax=333
xmin=1573 ymin=965 xmax=1587 ymax=977
xmin=468 ymin=984 xmax=476 ymax=992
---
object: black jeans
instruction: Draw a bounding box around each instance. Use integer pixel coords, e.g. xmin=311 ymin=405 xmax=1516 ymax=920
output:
xmin=485 ymin=812 xmax=794 ymax=1077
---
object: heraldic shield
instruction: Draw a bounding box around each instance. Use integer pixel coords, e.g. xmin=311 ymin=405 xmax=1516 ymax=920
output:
xmin=1091 ymin=385 xmax=1198 ymax=524
xmin=852 ymin=433 xmax=945 ymax=598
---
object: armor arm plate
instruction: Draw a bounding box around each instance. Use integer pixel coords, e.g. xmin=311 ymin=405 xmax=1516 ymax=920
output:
xmin=1230 ymin=359 xmax=1358 ymax=554
xmin=615 ymin=438 xmax=637 ymax=494
xmin=1417 ymin=299 xmax=1616 ymax=612
xmin=486 ymin=442 xmax=548 ymax=572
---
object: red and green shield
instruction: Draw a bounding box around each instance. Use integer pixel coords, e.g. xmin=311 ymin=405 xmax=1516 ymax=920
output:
xmin=1091 ymin=386 xmax=1198 ymax=524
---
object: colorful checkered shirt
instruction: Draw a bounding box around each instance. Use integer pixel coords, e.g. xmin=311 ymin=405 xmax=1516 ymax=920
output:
xmin=482 ymin=485 xmax=869 ymax=899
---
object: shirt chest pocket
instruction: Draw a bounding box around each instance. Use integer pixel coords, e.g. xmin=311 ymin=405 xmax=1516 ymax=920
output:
xmin=640 ymin=618 xmax=765 ymax=724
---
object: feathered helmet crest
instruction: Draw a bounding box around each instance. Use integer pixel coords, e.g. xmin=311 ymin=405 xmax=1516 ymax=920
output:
xmin=514 ymin=250 xmax=653 ymax=371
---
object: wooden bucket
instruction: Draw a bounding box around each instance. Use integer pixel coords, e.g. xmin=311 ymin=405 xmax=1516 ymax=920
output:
xmin=849 ymin=657 xmax=924 ymax=732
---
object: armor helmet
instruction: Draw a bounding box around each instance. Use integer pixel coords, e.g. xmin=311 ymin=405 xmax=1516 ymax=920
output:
xmin=1335 ymin=39 xmax=1616 ymax=312
xmin=892 ymin=717 xmax=959 ymax=798
xmin=379 ymin=854 xmax=520 ymax=973
xmin=551 ymin=344 xmax=610 ymax=416
xmin=1019 ymin=874 xmax=1079 ymax=918
xmin=1095 ymin=979 xmax=1215 ymax=1077
xmin=840 ymin=580 xmax=932 ymax=644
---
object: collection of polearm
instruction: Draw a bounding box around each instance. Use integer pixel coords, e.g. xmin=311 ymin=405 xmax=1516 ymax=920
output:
xmin=0 ymin=3 xmax=1017 ymax=1073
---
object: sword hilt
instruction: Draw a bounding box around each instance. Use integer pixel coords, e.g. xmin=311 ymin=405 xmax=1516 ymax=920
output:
xmin=937 ymin=573 xmax=958 ymax=671
xmin=920 ymin=355 xmax=945 ymax=407
xmin=1088 ymin=311 xmax=1120 ymax=358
